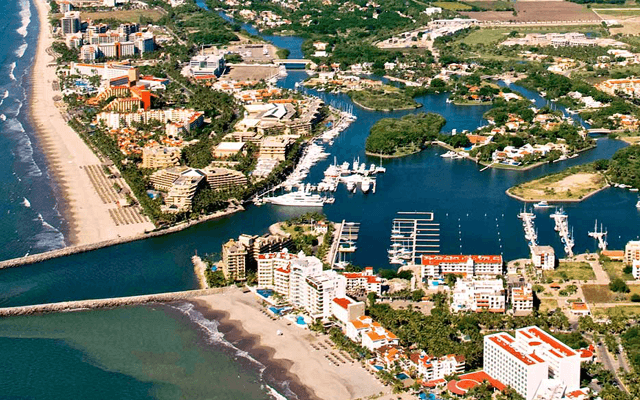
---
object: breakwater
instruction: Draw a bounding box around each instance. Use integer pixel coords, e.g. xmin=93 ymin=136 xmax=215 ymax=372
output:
xmin=0 ymin=203 xmax=244 ymax=270
xmin=0 ymin=287 xmax=227 ymax=317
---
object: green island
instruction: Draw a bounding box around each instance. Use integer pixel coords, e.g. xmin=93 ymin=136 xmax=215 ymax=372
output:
xmin=365 ymin=113 xmax=446 ymax=157
xmin=508 ymin=144 xmax=640 ymax=202
xmin=348 ymin=87 xmax=420 ymax=111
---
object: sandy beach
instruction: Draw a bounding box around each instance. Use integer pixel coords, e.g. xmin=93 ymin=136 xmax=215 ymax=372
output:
xmin=30 ymin=0 xmax=154 ymax=245
xmin=192 ymin=287 xmax=391 ymax=400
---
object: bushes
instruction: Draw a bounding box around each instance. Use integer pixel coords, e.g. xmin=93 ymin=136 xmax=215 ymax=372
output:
xmin=365 ymin=113 xmax=446 ymax=155
xmin=609 ymin=278 xmax=630 ymax=293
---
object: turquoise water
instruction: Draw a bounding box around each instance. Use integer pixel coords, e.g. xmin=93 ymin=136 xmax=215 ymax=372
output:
xmin=0 ymin=305 xmax=275 ymax=400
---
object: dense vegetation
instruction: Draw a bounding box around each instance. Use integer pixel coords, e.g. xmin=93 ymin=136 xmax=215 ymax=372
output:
xmin=365 ymin=113 xmax=446 ymax=156
xmin=606 ymin=145 xmax=640 ymax=189
xmin=349 ymin=88 xmax=419 ymax=111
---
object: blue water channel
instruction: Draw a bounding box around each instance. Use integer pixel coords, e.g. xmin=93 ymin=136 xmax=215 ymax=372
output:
xmin=0 ymin=6 xmax=637 ymax=308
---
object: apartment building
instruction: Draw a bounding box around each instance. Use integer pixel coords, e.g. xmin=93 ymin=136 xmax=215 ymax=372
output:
xmin=410 ymin=353 xmax=465 ymax=383
xmin=189 ymin=54 xmax=226 ymax=78
xmin=346 ymin=316 xmax=398 ymax=351
xmin=342 ymin=267 xmax=382 ymax=296
xmin=61 ymin=11 xmax=81 ymax=34
xmin=150 ymin=166 xmax=190 ymax=191
xmin=259 ymin=135 xmax=296 ymax=161
xmin=331 ymin=297 xmax=365 ymax=327
xmin=451 ymin=277 xmax=506 ymax=313
xmin=511 ymin=284 xmax=534 ymax=314
xmin=221 ymin=239 xmax=248 ymax=281
xmin=305 ymin=270 xmax=347 ymax=319
xmin=625 ymin=240 xmax=640 ymax=265
xmin=531 ymin=246 xmax=556 ymax=270
xmin=97 ymin=109 xmax=204 ymax=135
xmin=162 ymin=169 xmax=205 ymax=213
xmin=141 ymin=146 xmax=182 ymax=169
xmin=70 ymin=62 xmax=139 ymax=83
xmin=483 ymin=326 xmax=580 ymax=400
xmin=203 ymin=167 xmax=247 ymax=190
xmin=421 ymin=255 xmax=503 ymax=278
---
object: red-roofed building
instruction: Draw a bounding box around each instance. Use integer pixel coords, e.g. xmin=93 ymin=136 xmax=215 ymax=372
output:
xmin=331 ymin=296 xmax=365 ymax=327
xmin=447 ymin=370 xmax=506 ymax=397
xmin=346 ymin=316 xmax=398 ymax=351
xmin=421 ymin=255 xmax=503 ymax=278
xmin=409 ymin=352 xmax=465 ymax=381
xmin=342 ymin=267 xmax=382 ymax=295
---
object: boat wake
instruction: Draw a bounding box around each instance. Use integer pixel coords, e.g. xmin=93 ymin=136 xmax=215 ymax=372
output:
xmin=16 ymin=0 xmax=31 ymax=37
xmin=0 ymin=90 xmax=8 ymax=108
xmin=22 ymin=197 xmax=30 ymax=208
xmin=170 ymin=302 xmax=297 ymax=400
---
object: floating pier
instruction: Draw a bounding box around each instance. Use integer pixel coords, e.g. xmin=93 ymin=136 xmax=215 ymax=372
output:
xmin=388 ymin=212 xmax=440 ymax=266
xmin=518 ymin=207 xmax=538 ymax=247
xmin=588 ymin=220 xmax=608 ymax=251
xmin=550 ymin=207 xmax=574 ymax=256
xmin=330 ymin=220 xmax=360 ymax=268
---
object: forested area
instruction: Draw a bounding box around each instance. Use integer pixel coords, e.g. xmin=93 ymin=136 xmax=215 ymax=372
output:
xmin=365 ymin=113 xmax=446 ymax=156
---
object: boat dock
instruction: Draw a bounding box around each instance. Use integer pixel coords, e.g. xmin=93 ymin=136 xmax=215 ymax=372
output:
xmin=329 ymin=220 xmax=360 ymax=268
xmin=518 ymin=208 xmax=538 ymax=247
xmin=550 ymin=208 xmax=574 ymax=256
xmin=588 ymin=220 xmax=608 ymax=251
xmin=388 ymin=212 xmax=440 ymax=266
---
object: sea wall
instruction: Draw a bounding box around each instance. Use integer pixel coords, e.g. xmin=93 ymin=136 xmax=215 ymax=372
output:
xmin=0 ymin=204 xmax=244 ymax=270
xmin=0 ymin=288 xmax=228 ymax=317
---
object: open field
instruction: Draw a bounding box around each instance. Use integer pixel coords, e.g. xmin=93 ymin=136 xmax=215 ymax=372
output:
xmin=225 ymin=65 xmax=279 ymax=81
xmin=539 ymin=298 xmax=558 ymax=312
xmin=433 ymin=1 xmax=473 ymax=10
xmin=460 ymin=25 xmax=608 ymax=47
xmin=465 ymin=1 xmax=515 ymax=11
xmin=593 ymin=305 xmax=640 ymax=316
xmin=602 ymin=260 xmax=634 ymax=281
xmin=597 ymin=11 xmax=640 ymax=35
xmin=79 ymin=9 xmax=165 ymax=23
xmin=582 ymin=284 xmax=614 ymax=303
xmin=544 ymin=262 xmax=596 ymax=281
xmin=508 ymin=168 xmax=607 ymax=202
xmin=461 ymin=1 xmax=599 ymax=22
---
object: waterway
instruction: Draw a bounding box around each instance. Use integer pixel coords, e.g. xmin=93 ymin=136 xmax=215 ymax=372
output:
xmin=0 ymin=6 xmax=638 ymax=311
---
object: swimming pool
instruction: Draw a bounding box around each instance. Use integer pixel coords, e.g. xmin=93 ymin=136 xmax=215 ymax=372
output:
xmin=396 ymin=373 xmax=410 ymax=380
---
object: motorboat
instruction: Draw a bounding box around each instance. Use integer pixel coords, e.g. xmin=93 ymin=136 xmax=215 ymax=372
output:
xmin=533 ymin=201 xmax=551 ymax=208
xmin=265 ymin=189 xmax=325 ymax=207
xmin=361 ymin=178 xmax=372 ymax=193
xmin=636 ymin=200 xmax=640 ymax=209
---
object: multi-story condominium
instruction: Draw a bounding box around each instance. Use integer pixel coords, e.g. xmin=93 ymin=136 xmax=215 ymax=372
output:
xmin=342 ymin=267 xmax=382 ymax=295
xmin=61 ymin=11 xmax=81 ymax=34
xmin=221 ymin=239 xmax=248 ymax=281
xmin=131 ymin=31 xmax=155 ymax=54
xmin=530 ymin=245 xmax=556 ymax=270
xmin=257 ymin=250 xmax=319 ymax=293
xmin=451 ymin=277 xmax=506 ymax=313
xmin=483 ymin=326 xmax=580 ymax=400
xmin=97 ymin=109 xmax=204 ymax=135
xmin=625 ymin=240 xmax=640 ymax=265
xmin=346 ymin=316 xmax=398 ymax=351
xmin=149 ymin=166 xmax=190 ymax=191
xmin=189 ymin=54 xmax=226 ymax=77
xmin=70 ymin=62 xmax=139 ymax=84
xmin=58 ymin=1 xmax=73 ymax=13
xmin=331 ymin=297 xmax=365 ymax=327
xmin=259 ymin=135 xmax=296 ymax=161
xmin=305 ymin=270 xmax=347 ymax=319
xmin=421 ymin=255 xmax=503 ymax=279
xmin=409 ymin=353 xmax=465 ymax=382
xmin=203 ymin=167 xmax=248 ymax=191
xmin=162 ymin=170 xmax=205 ymax=213
xmin=596 ymin=79 xmax=640 ymax=97
xmin=141 ymin=146 xmax=182 ymax=169
xmin=240 ymin=234 xmax=292 ymax=269
xmin=511 ymin=284 xmax=534 ymax=314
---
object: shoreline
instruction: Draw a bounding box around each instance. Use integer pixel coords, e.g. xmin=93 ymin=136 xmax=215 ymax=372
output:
xmin=30 ymin=0 xmax=155 ymax=247
xmin=189 ymin=288 xmax=388 ymax=400
xmin=187 ymin=300 xmax=319 ymax=400
xmin=350 ymin=96 xmax=421 ymax=112
xmin=505 ymin=183 xmax=610 ymax=203
xmin=365 ymin=149 xmax=422 ymax=158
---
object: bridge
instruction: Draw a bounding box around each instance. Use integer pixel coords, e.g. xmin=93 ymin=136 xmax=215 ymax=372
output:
xmin=587 ymin=128 xmax=618 ymax=134
xmin=273 ymin=59 xmax=314 ymax=67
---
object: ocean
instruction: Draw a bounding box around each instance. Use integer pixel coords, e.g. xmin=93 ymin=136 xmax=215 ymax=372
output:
xmin=0 ymin=304 xmax=283 ymax=399
xmin=0 ymin=0 xmax=66 ymax=261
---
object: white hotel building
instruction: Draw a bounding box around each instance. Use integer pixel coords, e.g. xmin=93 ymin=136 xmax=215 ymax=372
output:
xmin=451 ymin=277 xmax=506 ymax=313
xmin=421 ymin=255 xmax=503 ymax=278
xmin=257 ymin=251 xmax=347 ymax=319
xmin=483 ymin=326 xmax=580 ymax=400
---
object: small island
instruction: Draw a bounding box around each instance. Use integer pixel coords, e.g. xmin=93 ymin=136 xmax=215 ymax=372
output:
xmin=348 ymin=87 xmax=420 ymax=111
xmin=507 ymin=164 xmax=608 ymax=202
xmin=365 ymin=113 xmax=446 ymax=157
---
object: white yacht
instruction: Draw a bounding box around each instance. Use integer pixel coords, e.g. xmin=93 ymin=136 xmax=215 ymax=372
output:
xmin=266 ymin=190 xmax=325 ymax=207
xmin=636 ymin=200 xmax=640 ymax=208
xmin=361 ymin=178 xmax=372 ymax=193
xmin=533 ymin=201 xmax=551 ymax=208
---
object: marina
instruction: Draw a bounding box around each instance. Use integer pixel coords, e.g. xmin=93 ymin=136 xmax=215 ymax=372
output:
xmin=518 ymin=207 xmax=538 ymax=247
xmin=550 ymin=208 xmax=574 ymax=257
xmin=387 ymin=212 xmax=440 ymax=266
xmin=588 ymin=220 xmax=608 ymax=251
xmin=330 ymin=221 xmax=360 ymax=268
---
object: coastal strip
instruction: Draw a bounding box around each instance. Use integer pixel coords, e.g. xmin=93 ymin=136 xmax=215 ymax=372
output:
xmin=505 ymin=183 xmax=610 ymax=203
xmin=0 ymin=288 xmax=227 ymax=317
xmin=0 ymin=203 xmax=244 ymax=270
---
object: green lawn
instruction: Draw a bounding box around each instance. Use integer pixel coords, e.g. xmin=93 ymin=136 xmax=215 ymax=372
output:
xmin=544 ymin=262 xmax=596 ymax=282
xmin=433 ymin=1 xmax=473 ymax=10
xmin=602 ymin=260 xmax=634 ymax=281
xmin=539 ymin=298 xmax=558 ymax=312
xmin=461 ymin=29 xmax=511 ymax=46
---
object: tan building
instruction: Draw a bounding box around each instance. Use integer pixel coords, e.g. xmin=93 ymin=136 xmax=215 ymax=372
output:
xmin=530 ymin=245 xmax=556 ymax=270
xmin=237 ymin=233 xmax=293 ymax=269
xmin=204 ymin=167 xmax=248 ymax=190
xmin=625 ymin=241 xmax=640 ymax=265
xmin=213 ymin=142 xmax=246 ymax=159
xmin=141 ymin=146 xmax=181 ymax=169
xmin=259 ymin=135 xmax=296 ymax=161
xmin=162 ymin=170 xmax=205 ymax=213
xmin=149 ymin=166 xmax=189 ymax=191
xmin=222 ymin=239 xmax=247 ymax=281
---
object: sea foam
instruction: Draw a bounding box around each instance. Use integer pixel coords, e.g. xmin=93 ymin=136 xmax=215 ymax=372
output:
xmin=33 ymin=213 xmax=66 ymax=250
xmin=6 ymin=119 xmax=42 ymax=177
xmin=16 ymin=0 xmax=31 ymax=37
xmin=15 ymin=43 xmax=28 ymax=58
xmin=9 ymin=62 xmax=16 ymax=81
xmin=171 ymin=302 xmax=297 ymax=400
